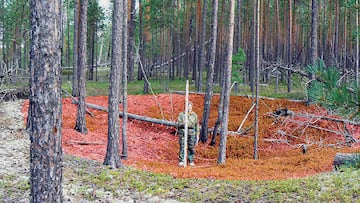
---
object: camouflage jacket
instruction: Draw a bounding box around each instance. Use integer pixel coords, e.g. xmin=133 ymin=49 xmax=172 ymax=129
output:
xmin=177 ymin=111 xmax=199 ymax=129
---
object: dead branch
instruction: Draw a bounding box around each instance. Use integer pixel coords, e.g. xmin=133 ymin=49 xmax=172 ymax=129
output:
xmin=343 ymin=123 xmax=358 ymax=146
xmin=269 ymin=108 xmax=359 ymax=126
xmin=276 ymin=130 xmax=299 ymax=139
xmin=264 ymin=138 xmax=290 ymax=144
xmin=295 ymin=112 xmax=359 ymax=126
xmin=0 ymin=87 xmax=29 ymax=102
xmin=237 ymin=104 xmax=255 ymax=132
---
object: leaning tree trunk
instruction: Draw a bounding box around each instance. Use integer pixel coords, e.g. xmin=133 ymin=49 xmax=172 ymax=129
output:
xmin=104 ymin=0 xmax=124 ymax=168
xmin=75 ymin=0 xmax=88 ymax=134
xmin=218 ymin=0 xmax=235 ymax=165
xmin=29 ymin=0 xmax=63 ymax=201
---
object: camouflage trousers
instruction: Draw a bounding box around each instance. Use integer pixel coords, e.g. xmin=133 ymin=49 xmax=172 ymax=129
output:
xmin=178 ymin=128 xmax=196 ymax=163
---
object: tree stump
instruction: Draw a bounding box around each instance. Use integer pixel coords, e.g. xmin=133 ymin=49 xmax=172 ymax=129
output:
xmin=333 ymin=153 xmax=360 ymax=170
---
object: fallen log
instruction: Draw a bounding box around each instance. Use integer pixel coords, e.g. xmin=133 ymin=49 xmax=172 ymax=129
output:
xmin=66 ymin=141 xmax=105 ymax=145
xmin=333 ymin=153 xmax=360 ymax=170
xmin=77 ymin=101 xmax=178 ymax=127
xmin=62 ymin=89 xmax=94 ymax=117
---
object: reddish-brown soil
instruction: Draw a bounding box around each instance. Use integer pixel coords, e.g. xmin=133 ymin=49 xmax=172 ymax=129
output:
xmin=22 ymin=94 xmax=360 ymax=180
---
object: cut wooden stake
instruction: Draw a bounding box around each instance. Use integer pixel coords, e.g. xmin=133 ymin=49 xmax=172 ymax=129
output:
xmin=183 ymin=80 xmax=189 ymax=168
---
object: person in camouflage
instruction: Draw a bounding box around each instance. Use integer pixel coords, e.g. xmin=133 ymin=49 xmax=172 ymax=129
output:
xmin=177 ymin=102 xmax=199 ymax=167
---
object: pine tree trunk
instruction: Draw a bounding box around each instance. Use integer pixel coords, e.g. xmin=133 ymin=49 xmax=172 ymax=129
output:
xmin=254 ymin=0 xmax=260 ymax=160
xmin=234 ymin=0 xmax=242 ymax=54
xmin=310 ymin=0 xmax=318 ymax=79
xmin=356 ymin=0 xmax=359 ymax=87
xmin=249 ymin=0 xmax=256 ymax=93
xmin=333 ymin=0 xmax=339 ymax=68
xmin=274 ymin=0 xmax=280 ymax=61
xmin=104 ymin=0 xmax=124 ymax=168
xmin=218 ymin=0 xmax=235 ymax=165
xmin=201 ymin=0 xmax=218 ymax=144
xmin=29 ymin=0 xmax=63 ymax=201
xmin=0 ymin=0 xmax=4 ymax=83
xmin=128 ymin=0 xmax=136 ymax=82
xmin=287 ymin=0 xmax=292 ymax=93
xmin=75 ymin=0 xmax=88 ymax=134
xmin=121 ymin=0 xmax=128 ymax=160
xmin=197 ymin=0 xmax=207 ymax=93
xmin=138 ymin=0 xmax=144 ymax=80
xmin=89 ymin=20 xmax=95 ymax=80
xmin=72 ymin=0 xmax=80 ymax=97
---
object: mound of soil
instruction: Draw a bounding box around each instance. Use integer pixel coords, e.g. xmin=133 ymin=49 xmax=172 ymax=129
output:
xmin=22 ymin=94 xmax=360 ymax=180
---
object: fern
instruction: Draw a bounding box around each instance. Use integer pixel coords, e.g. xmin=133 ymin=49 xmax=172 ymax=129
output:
xmin=307 ymin=61 xmax=359 ymax=120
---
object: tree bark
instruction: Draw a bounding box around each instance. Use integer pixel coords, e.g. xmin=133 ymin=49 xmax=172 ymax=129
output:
xmin=104 ymin=0 xmax=124 ymax=168
xmin=29 ymin=0 xmax=63 ymax=201
xmin=75 ymin=0 xmax=88 ymax=134
xmin=200 ymin=0 xmax=218 ymax=143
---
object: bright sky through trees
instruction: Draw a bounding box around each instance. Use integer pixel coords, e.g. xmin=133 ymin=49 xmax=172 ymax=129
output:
xmin=99 ymin=0 xmax=110 ymax=9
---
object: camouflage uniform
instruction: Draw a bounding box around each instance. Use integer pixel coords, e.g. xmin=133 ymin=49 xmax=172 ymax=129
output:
xmin=177 ymin=110 xmax=199 ymax=164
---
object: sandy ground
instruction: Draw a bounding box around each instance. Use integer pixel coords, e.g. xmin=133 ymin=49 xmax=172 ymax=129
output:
xmin=0 ymin=100 xmax=29 ymax=202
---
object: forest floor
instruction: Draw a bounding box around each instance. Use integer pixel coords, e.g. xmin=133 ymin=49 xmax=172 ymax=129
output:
xmin=1 ymin=94 xmax=360 ymax=202
xmin=22 ymin=93 xmax=360 ymax=180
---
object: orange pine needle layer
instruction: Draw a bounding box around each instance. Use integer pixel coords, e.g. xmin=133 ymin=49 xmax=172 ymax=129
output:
xmin=22 ymin=94 xmax=360 ymax=180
